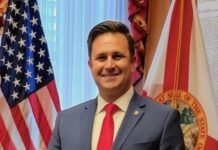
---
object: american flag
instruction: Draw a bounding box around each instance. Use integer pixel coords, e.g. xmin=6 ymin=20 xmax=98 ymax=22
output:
xmin=0 ymin=0 xmax=61 ymax=149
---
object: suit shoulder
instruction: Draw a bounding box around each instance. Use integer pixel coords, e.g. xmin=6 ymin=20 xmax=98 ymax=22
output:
xmin=59 ymin=98 xmax=96 ymax=116
xmin=134 ymin=93 xmax=180 ymax=123
xmin=135 ymin=93 xmax=175 ymax=112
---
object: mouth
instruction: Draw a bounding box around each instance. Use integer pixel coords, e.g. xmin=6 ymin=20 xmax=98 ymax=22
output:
xmin=101 ymin=73 xmax=120 ymax=77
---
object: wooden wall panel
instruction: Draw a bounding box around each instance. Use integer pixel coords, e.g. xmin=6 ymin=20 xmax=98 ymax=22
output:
xmin=144 ymin=0 xmax=171 ymax=77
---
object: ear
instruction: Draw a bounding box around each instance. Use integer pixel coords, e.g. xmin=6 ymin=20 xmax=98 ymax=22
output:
xmin=131 ymin=56 xmax=136 ymax=72
xmin=88 ymin=59 xmax=92 ymax=68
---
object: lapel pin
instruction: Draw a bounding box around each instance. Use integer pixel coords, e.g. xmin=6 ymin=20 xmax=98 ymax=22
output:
xmin=133 ymin=110 xmax=139 ymax=115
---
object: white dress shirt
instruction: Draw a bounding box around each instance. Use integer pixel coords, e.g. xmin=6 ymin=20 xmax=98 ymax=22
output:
xmin=91 ymin=87 xmax=134 ymax=150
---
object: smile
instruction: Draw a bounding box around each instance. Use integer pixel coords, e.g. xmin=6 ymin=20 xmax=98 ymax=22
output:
xmin=101 ymin=73 xmax=120 ymax=77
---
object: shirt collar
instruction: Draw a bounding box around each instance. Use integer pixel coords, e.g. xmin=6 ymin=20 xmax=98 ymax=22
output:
xmin=96 ymin=86 xmax=134 ymax=114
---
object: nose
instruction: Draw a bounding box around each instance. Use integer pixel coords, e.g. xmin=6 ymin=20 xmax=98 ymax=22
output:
xmin=105 ymin=57 xmax=115 ymax=71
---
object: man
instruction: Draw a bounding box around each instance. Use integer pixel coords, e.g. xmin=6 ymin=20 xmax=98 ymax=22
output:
xmin=48 ymin=20 xmax=185 ymax=150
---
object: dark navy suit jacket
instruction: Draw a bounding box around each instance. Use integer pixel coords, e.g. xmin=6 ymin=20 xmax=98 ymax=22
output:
xmin=48 ymin=92 xmax=185 ymax=150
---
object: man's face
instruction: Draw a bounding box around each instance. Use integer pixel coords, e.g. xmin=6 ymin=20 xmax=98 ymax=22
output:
xmin=88 ymin=33 xmax=133 ymax=100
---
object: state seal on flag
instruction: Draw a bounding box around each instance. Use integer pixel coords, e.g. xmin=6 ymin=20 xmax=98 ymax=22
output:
xmin=155 ymin=90 xmax=207 ymax=150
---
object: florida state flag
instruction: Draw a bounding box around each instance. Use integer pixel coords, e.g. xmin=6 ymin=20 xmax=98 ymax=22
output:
xmin=142 ymin=0 xmax=218 ymax=149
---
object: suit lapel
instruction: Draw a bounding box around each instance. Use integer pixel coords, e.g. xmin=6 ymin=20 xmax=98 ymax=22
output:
xmin=80 ymin=99 xmax=97 ymax=150
xmin=112 ymin=93 xmax=146 ymax=150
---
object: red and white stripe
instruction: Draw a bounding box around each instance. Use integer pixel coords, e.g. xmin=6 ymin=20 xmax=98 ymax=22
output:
xmin=142 ymin=0 xmax=218 ymax=149
xmin=0 ymin=80 xmax=60 ymax=150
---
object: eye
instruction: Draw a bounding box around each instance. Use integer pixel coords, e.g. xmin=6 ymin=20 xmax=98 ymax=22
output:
xmin=96 ymin=55 xmax=106 ymax=61
xmin=113 ymin=54 xmax=124 ymax=60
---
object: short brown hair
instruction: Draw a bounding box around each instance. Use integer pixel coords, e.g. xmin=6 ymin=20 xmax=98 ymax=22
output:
xmin=87 ymin=20 xmax=134 ymax=59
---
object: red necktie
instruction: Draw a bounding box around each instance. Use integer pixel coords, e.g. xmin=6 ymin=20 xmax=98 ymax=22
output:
xmin=97 ymin=103 xmax=118 ymax=150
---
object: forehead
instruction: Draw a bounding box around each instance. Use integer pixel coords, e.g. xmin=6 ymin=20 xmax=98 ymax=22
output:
xmin=91 ymin=33 xmax=129 ymax=55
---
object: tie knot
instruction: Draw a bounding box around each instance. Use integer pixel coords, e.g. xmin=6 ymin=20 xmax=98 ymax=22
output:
xmin=105 ymin=103 xmax=118 ymax=116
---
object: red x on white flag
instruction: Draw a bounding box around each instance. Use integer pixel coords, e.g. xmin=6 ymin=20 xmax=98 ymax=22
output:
xmin=142 ymin=0 xmax=218 ymax=149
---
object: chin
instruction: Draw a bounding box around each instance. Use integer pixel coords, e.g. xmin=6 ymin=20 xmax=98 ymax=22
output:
xmin=102 ymin=84 xmax=128 ymax=92
xmin=99 ymin=84 xmax=118 ymax=90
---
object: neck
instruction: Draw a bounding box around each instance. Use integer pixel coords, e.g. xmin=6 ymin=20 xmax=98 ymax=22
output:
xmin=99 ymin=86 xmax=132 ymax=103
